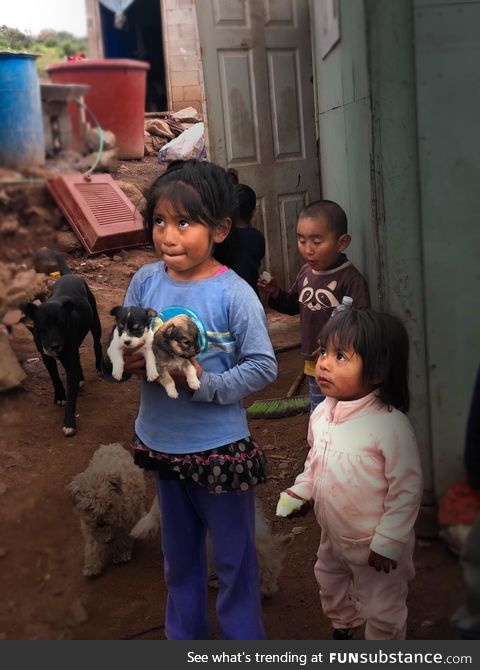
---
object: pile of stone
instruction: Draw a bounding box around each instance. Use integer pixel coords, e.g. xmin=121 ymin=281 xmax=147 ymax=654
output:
xmin=0 ymin=261 xmax=49 ymax=391
xmin=144 ymin=106 xmax=202 ymax=157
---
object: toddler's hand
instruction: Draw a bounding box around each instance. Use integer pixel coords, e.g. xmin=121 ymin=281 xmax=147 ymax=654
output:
xmin=368 ymin=550 xmax=398 ymax=573
xmin=257 ymin=272 xmax=280 ymax=298
xmin=276 ymin=490 xmax=306 ymax=517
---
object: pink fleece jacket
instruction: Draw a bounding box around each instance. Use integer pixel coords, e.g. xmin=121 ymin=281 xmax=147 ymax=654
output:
xmin=289 ymin=391 xmax=423 ymax=561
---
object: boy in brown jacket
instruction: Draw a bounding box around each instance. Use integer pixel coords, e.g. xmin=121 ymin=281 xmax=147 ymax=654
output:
xmin=257 ymin=200 xmax=369 ymax=410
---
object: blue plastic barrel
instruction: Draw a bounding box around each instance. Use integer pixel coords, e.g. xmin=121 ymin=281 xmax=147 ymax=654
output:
xmin=0 ymin=52 xmax=45 ymax=169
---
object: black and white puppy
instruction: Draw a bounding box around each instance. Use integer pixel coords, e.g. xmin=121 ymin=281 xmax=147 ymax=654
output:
xmin=152 ymin=315 xmax=201 ymax=398
xmin=21 ymin=273 xmax=103 ymax=437
xmin=107 ymin=306 xmax=159 ymax=382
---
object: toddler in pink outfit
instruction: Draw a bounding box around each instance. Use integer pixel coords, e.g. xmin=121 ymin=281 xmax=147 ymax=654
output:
xmin=277 ymin=309 xmax=423 ymax=640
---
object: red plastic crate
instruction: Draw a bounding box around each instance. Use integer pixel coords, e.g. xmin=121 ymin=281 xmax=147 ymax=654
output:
xmin=46 ymin=173 xmax=148 ymax=255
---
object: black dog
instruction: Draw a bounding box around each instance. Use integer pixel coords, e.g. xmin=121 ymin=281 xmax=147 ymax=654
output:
xmin=22 ymin=260 xmax=102 ymax=437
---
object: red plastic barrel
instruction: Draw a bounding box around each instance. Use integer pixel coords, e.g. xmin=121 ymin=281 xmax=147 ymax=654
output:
xmin=46 ymin=59 xmax=149 ymax=159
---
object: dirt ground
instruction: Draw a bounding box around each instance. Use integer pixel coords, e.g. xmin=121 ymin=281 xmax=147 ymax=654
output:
xmin=0 ymin=160 xmax=465 ymax=641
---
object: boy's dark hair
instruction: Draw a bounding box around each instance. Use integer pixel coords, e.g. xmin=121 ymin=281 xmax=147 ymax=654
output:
xmin=234 ymin=184 xmax=256 ymax=223
xmin=299 ymin=199 xmax=348 ymax=237
xmin=319 ymin=309 xmax=410 ymax=412
xmin=144 ymin=159 xmax=237 ymax=265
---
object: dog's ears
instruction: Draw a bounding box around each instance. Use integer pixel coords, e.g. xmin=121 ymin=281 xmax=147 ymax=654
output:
xmin=110 ymin=305 xmax=124 ymax=318
xmin=164 ymin=323 xmax=175 ymax=339
xmin=62 ymin=300 xmax=76 ymax=315
xmin=147 ymin=308 xmax=158 ymax=319
xmin=109 ymin=476 xmax=122 ymax=494
xmin=20 ymin=302 xmax=37 ymax=320
xmin=66 ymin=478 xmax=82 ymax=506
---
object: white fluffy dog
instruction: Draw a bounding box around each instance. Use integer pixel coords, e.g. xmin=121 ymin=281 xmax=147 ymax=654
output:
xmin=131 ymin=497 xmax=291 ymax=598
xmin=67 ymin=443 xmax=147 ymax=577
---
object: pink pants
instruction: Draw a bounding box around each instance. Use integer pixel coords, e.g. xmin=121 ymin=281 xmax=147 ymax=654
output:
xmin=314 ymin=530 xmax=415 ymax=640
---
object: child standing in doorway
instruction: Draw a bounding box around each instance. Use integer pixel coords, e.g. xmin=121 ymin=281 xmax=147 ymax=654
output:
xmin=276 ymin=309 xmax=423 ymax=640
xmin=233 ymin=183 xmax=265 ymax=295
xmin=257 ymin=200 xmax=369 ymax=411
xmin=121 ymin=160 xmax=277 ymax=639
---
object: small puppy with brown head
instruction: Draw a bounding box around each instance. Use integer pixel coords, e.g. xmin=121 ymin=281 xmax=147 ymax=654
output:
xmin=152 ymin=314 xmax=201 ymax=398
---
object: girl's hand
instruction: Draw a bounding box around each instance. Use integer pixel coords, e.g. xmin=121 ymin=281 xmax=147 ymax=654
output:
xmin=123 ymin=347 xmax=146 ymax=375
xmin=257 ymin=273 xmax=280 ymax=298
xmin=368 ymin=550 xmax=398 ymax=573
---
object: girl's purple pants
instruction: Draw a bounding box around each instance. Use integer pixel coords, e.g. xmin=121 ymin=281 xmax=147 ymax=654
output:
xmin=155 ymin=475 xmax=266 ymax=640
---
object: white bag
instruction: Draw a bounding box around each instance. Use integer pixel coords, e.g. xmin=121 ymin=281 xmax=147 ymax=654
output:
xmin=158 ymin=123 xmax=205 ymax=163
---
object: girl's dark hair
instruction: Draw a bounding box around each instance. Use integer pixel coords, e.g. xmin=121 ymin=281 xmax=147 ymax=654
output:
xmin=144 ymin=159 xmax=238 ymax=266
xmin=319 ymin=309 xmax=410 ymax=412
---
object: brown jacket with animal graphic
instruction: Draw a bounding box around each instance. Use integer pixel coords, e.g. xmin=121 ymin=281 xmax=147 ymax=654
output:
xmin=268 ymin=256 xmax=370 ymax=361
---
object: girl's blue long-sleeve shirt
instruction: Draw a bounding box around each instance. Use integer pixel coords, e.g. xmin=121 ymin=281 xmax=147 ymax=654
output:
xmin=124 ymin=261 xmax=278 ymax=453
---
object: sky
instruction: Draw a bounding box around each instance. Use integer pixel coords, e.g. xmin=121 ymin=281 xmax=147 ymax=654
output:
xmin=1 ymin=0 xmax=87 ymax=37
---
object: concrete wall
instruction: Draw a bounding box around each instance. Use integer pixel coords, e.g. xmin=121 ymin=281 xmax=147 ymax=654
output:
xmin=311 ymin=0 xmax=434 ymax=501
xmin=312 ymin=0 xmax=480 ymax=499
xmin=367 ymin=1 xmax=433 ymax=501
xmin=310 ymin=0 xmax=373 ymax=292
xmin=413 ymin=0 xmax=480 ymax=495
xmin=85 ymin=0 xmax=104 ymax=58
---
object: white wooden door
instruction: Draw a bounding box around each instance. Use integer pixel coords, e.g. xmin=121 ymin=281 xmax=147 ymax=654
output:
xmin=196 ymin=0 xmax=320 ymax=287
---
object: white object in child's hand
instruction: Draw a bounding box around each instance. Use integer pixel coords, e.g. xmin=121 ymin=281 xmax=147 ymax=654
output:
xmin=262 ymin=271 xmax=272 ymax=284
xmin=330 ymin=295 xmax=353 ymax=319
xmin=276 ymin=491 xmax=305 ymax=517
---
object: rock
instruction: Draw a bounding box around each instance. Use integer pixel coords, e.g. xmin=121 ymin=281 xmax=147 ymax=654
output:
xmin=171 ymin=106 xmax=202 ymax=123
xmin=144 ymin=133 xmax=167 ymax=156
xmin=22 ymin=166 xmax=53 ymax=180
xmin=0 ymin=216 xmax=19 ymax=235
xmin=0 ymin=328 xmax=27 ymax=391
xmin=115 ymin=181 xmax=146 ymax=214
xmin=86 ymin=127 xmax=117 ymax=152
xmin=68 ymin=599 xmax=88 ymax=625
xmin=0 ymin=547 xmax=7 ymax=558
xmin=145 ymin=119 xmax=175 ymax=139
xmin=420 ymin=619 xmax=435 ymax=627
xmin=0 ymin=189 xmax=11 ymax=206
xmin=80 ymin=149 xmax=118 ymax=173
xmin=0 ymin=482 xmax=6 ymax=494
xmin=56 ymin=230 xmax=82 ymax=253
xmin=291 ymin=526 xmax=307 ymax=535
xmin=23 ymin=206 xmax=54 ymax=229
xmin=0 ymin=168 xmax=22 ymax=181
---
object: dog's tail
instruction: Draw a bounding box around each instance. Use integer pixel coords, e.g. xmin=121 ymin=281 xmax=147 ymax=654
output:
xmin=130 ymin=497 xmax=160 ymax=539
xmin=34 ymin=248 xmax=72 ymax=276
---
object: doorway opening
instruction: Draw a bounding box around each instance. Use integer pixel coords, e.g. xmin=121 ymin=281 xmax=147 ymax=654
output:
xmin=99 ymin=0 xmax=167 ymax=111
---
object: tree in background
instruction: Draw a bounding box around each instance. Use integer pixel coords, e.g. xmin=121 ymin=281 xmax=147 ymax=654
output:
xmin=0 ymin=25 xmax=88 ymax=78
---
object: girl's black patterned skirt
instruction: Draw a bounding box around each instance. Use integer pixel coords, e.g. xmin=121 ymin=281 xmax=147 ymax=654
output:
xmin=131 ymin=434 xmax=267 ymax=495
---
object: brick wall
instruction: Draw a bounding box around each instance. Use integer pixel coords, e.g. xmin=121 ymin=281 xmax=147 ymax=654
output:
xmin=161 ymin=0 xmax=207 ymax=118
